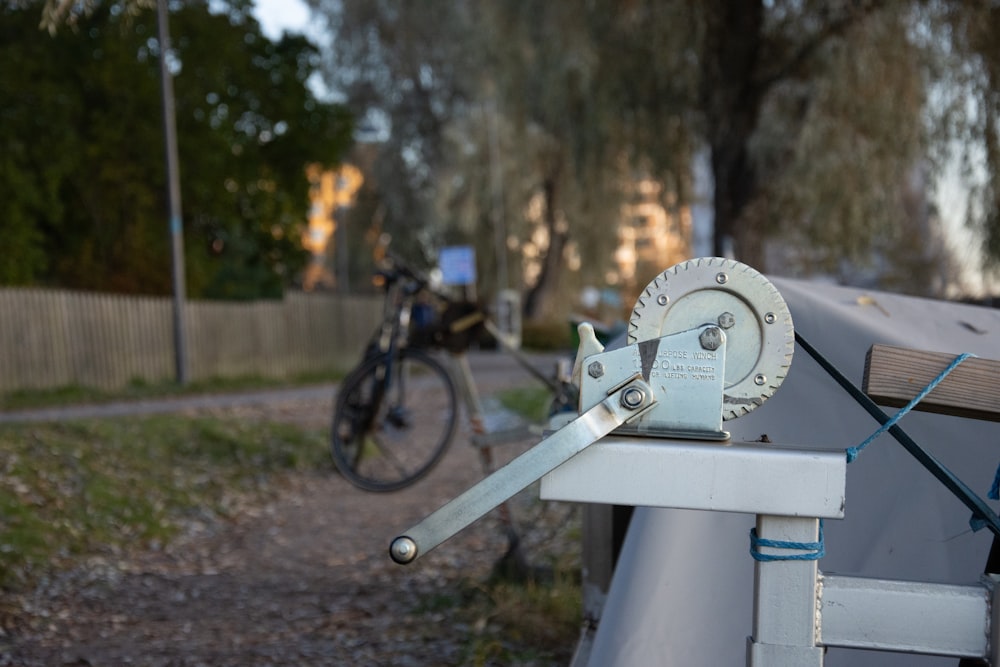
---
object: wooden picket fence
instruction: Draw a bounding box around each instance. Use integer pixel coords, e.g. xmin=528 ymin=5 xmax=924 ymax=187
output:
xmin=0 ymin=288 xmax=381 ymax=392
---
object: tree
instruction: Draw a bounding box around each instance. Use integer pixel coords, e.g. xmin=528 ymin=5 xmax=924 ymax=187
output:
xmin=167 ymin=1 xmax=353 ymax=298
xmin=479 ymin=1 xmax=700 ymax=314
xmin=311 ymin=0 xmax=693 ymax=316
xmin=310 ymin=0 xmax=999 ymax=310
xmin=305 ymin=0 xmax=476 ymax=268
xmin=931 ymin=2 xmax=1000 ymax=272
xmin=702 ymin=3 xmax=916 ymax=266
xmin=0 ymin=0 xmax=353 ymax=298
xmin=488 ymin=0 xmax=958 ymax=282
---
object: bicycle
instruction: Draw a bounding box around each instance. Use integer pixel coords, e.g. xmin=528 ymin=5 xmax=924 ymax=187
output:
xmin=330 ymin=251 xmax=578 ymax=493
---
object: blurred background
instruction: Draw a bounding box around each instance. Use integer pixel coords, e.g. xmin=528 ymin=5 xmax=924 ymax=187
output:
xmin=3 ymin=0 xmax=1000 ymax=388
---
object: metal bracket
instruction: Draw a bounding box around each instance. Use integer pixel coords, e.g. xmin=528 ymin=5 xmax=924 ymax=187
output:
xmin=816 ymin=573 xmax=994 ymax=658
xmin=579 ymin=325 xmax=728 ymax=440
xmin=390 ymin=325 xmax=740 ymax=565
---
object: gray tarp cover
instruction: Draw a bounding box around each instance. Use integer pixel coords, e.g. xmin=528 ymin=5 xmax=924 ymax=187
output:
xmin=586 ymin=276 xmax=1000 ymax=666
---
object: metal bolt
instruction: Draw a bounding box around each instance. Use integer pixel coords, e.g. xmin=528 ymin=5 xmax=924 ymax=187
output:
xmin=716 ymin=272 xmax=728 ymax=285
xmin=699 ymin=326 xmax=723 ymax=351
xmin=390 ymin=536 xmax=417 ymax=564
xmin=587 ymin=361 xmax=605 ymax=378
xmin=764 ymin=312 xmax=776 ymax=324
xmin=620 ymin=386 xmax=646 ymax=409
xmin=717 ymin=312 xmax=735 ymax=329
xmin=754 ymin=374 xmax=767 ymax=386
xmin=657 ymin=294 xmax=669 ymax=306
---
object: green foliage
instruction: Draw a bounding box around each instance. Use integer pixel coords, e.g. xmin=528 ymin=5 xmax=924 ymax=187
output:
xmin=519 ymin=320 xmax=574 ymax=352
xmin=459 ymin=566 xmax=581 ymax=666
xmin=0 ymin=1 xmax=352 ymax=298
xmin=755 ymin=9 xmax=930 ymax=273
xmin=0 ymin=415 xmax=330 ymax=590
xmin=495 ymin=386 xmax=553 ymax=425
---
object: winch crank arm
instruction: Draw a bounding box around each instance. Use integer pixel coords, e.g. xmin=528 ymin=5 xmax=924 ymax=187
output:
xmin=389 ymin=375 xmax=656 ymax=564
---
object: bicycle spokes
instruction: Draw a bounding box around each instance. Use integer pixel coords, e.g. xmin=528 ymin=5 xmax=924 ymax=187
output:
xmin=331 ymin=349 xmax=458 ymax=492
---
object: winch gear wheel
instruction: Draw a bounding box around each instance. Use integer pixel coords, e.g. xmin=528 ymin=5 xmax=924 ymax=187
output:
xmin=628 ymin=257 xmax=794 ymax=420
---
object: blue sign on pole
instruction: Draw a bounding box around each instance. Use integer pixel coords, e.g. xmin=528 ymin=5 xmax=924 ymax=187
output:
xmin=438 ymin=246 xmax=477 ymax=286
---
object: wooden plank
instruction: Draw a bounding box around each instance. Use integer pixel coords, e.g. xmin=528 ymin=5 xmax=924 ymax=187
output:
xmin=863 ymin=344 xmax=1000 ymax=422
xmin=41 ymin=289 xmax=65 ymax=387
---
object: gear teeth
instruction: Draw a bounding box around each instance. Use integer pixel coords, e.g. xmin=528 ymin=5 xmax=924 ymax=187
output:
xmin=629 ymin=274 xmax=669 ymax=343
xmin=627 ymin=256 xmax=794 ymax=420
xmin=627 ymin=294 xmax=646 ymax=344
xmin=627 ymin=317 xmax=643 ymax=343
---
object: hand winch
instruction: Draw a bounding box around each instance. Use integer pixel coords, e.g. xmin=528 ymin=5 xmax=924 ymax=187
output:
xmin=389 ymin=257 xmax=794 ymax=564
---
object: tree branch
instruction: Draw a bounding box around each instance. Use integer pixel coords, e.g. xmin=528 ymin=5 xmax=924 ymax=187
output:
xmin=755 ymin=1 xmax=882 ymax=95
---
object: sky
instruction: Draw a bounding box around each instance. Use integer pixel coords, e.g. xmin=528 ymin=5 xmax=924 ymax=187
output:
xmin=253 ymin=0 xmax=312 ymax=41
xmin=253 ymin=0 xmax=334 ymax=100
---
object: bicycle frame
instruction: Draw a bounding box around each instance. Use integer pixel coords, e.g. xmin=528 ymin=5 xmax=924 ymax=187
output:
xmin=349 ymin=270 xmax=424 ymax=440
xmin=362 ymin=252 xmax=578 ymax=458
xmin=374 ymin=272 xmax=415 ymax=354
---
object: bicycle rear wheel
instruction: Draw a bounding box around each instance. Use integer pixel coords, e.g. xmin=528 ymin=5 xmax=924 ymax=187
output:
xmin=331 ymin=348 xmax=458 ymax=492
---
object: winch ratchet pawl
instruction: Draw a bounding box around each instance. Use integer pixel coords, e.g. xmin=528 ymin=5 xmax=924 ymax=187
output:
xmin=389 ymin=375 xmax=657 ymax=564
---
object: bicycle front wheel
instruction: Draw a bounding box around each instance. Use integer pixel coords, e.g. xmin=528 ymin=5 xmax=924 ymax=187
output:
xmin=331 ymin=348 xmax=458 ymax=492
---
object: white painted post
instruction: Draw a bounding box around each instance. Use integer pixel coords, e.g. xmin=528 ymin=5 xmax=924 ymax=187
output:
xmin=748 ymin=515 xmax=824 ymax=667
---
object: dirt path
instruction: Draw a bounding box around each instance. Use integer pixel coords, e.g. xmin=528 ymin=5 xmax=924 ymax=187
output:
xmin=3 ymin=352 xmax=576 ymax=666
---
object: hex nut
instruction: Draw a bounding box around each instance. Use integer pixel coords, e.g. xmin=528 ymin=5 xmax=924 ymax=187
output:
xmin=699 ymin=327 xmax=723 ymax=351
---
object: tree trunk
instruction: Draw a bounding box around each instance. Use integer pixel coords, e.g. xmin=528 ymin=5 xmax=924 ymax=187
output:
xmin=523 ymin=175 xmax=568 ymax=320
xmin=701 ymin=0 xmax=767 ymax=269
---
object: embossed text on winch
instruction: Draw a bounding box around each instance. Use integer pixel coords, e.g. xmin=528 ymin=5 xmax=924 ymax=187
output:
xmin=635 ymin=348 xmax=722 ymax=381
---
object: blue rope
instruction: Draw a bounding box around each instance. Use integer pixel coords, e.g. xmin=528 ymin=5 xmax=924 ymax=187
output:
xmin=797 ymin=333 xmax=1000 ymax=536
xmin=846 ymin=352 xmax=975 ymax=464
xmin=971 ymin=469 xmax=1000 ymax=530
xmin=750 ymin=351 xmax=981 ymax=560
xmin=749 ymin=522 xmax=825 ymax=562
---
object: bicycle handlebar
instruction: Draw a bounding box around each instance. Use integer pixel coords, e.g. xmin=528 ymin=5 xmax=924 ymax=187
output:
xmin=377 ymin=251 xmax=457 ymax=305
xmin=374 ymin=247 xmax=567 ymax=393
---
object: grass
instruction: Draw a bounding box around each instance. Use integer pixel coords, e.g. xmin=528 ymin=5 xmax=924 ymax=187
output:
xmin=407 ymin=555 xmax=581 ymax=666
xmin=0 ymin=415 xmax=330 ymax=591
xmin=0 ymin=371 xmax=345 ymax=412
xmin=0 ymin=376 xmax=584 ymax=661
xmin=459 ymin=385 xmax=584 ymax=664
xmin=458 ymin=552 xmax=582 ymax=666
xmin=495 ymin=386 xmax=563 ymax=424
xmin=496 ymin=386 xmax=554 ymax=422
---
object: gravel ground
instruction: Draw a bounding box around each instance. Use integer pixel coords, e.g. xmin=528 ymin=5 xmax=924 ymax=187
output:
xmin=1 ymin=351 xmax=580 ymax=667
